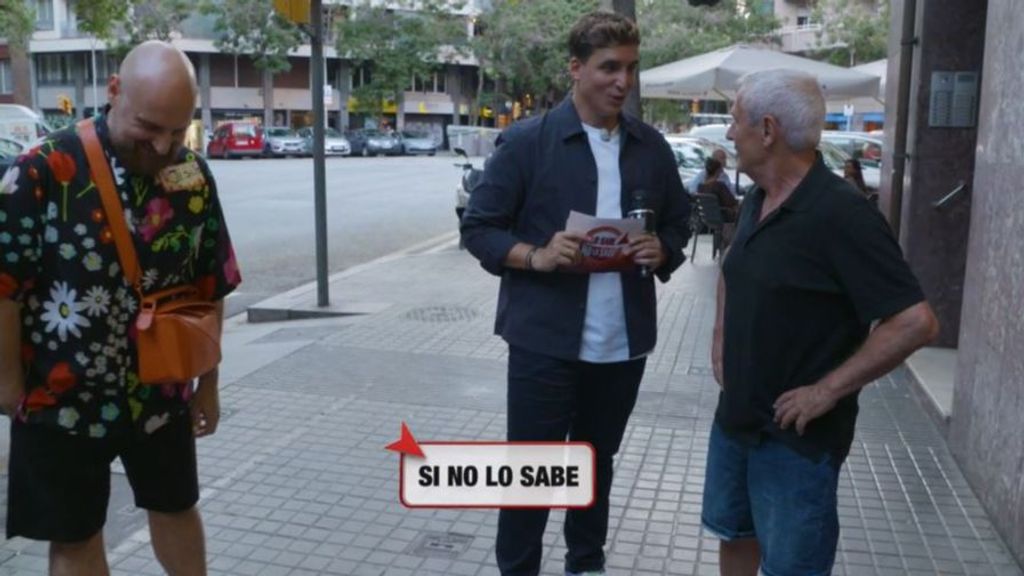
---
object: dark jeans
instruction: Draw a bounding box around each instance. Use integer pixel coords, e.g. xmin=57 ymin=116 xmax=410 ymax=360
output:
xmin=496 ymin=346 xmax=646 ymax=576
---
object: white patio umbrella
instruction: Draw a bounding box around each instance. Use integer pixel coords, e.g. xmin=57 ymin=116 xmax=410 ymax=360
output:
xmin=826 ymin=58 xmax=887 ymax=118
xmin=640 ymin=44 xmax=881 ymax=101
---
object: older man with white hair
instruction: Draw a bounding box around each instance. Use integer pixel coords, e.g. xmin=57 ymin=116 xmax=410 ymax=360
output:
xmin=700 ymin=69 xmax=939 ymax=576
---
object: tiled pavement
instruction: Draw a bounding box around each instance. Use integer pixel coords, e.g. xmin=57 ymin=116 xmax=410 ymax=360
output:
xmin=1 ymin=239 xmax=1021 ymax=575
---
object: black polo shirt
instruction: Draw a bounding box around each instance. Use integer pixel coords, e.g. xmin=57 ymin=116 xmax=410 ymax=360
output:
xmin=717 ymin=156 xmax=925 ymax=461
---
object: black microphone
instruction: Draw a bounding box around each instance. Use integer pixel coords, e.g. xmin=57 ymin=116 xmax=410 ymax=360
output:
xmin=627 ymin=189 xmax=656 ymax=278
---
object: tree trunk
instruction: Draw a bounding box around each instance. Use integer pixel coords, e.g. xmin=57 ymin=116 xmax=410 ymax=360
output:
xmin=604 ymin=0 xmax=642 ymax=119
xmin=396 ymin=91 xmax=406 ymax=131
xmin=473 ymin=66 xmax=485 ymax=126
xmin=262 ymin=68 xmax=274 ymax=127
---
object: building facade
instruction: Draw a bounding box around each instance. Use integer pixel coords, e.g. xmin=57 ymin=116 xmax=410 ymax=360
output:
xmin=763 ymin=0 xmax=883 ymax=55
xmin=6 ymin=0 xmax=485 ymax=146
xmin=879 ymin=0 xmax=1023 ymax=566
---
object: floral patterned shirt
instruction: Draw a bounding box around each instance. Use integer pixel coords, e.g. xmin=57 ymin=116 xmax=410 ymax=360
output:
xmin=0 ymin=114 xmax=240 ymax=438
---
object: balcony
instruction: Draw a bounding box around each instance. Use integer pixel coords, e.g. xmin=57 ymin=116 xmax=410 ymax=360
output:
xmin=778 ymin=22 xmax=823 ymax=53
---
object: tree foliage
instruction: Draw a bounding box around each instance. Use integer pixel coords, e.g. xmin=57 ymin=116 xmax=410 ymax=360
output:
xmin=122 ymin=0 xmax=194 ymax=45
xmin=0 ymin=0 xmax=35 ymax=52
xmin=637 ymin=0 xmax=778 ymax=127
xmin=73 ymin=0 xmax=128 ymax=42
xmin=202 ymin=0 xmax=303 ymax=74
xmin=470 ymin=0 xmax=598 ymax=116
xmin=638 ymin=0 xmax=779 ymax=69
xmin=810 ymin=0 xmax=890 ymax=66
xmin=336 ymin=0 xmax=467 ymax=120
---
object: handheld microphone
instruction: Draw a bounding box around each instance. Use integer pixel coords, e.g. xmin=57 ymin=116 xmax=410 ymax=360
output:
xmin=627 ymin=189 xmax=656 ymax=278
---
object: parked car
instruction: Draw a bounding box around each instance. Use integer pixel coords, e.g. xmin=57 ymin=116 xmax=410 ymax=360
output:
xmin=685 ymin=125 xmax=878 ymax=191
xmin=0 ymin=104 xmax=52 ymax=145
xmin=346 ymin=129 xmax=402 ymax=157
xmin=821 ymin=131 xmax=883 ymax=168
xmin=297 ymin=127 xmax=352 ymax=156
xmin=670 ymin=139 xmax=713 ymax=186
xmin=398 ymin=131 xmax=438 ymax=156
xmin=262 ymin=126 xmax=306 ymax=157
xmin=665 ymin=134 xmax=754 ymax=193
xmin=0 ymin=137 xmax=26 ymax=178
xmin=818 ymin=140 xmax=881 ymax=190
xmin=453 ymin=147 xmax=484 ymax=223
xmin=207 ymin=122 xmax=263 ymax=159
xmin=687 ymin=123 xmax=729 ymax=142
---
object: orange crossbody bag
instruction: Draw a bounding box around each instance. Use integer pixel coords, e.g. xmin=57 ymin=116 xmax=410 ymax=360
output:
xmin=79 ymin=119 xmax=222 ymax=385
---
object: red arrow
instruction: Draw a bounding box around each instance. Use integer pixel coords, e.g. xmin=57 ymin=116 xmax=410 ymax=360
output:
xmin=385 ymin=422 xmax=425 ymax=458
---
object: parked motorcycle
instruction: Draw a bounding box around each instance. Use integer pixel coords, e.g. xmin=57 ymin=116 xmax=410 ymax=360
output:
xmin=453 ymin=147 xmax=484 ymax=223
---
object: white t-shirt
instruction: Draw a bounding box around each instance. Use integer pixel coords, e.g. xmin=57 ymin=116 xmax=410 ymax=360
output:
xmin=578 ymin=123 xmax=630 ymax=363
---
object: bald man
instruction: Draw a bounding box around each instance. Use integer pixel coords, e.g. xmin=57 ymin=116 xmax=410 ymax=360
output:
xmin=0 ymin=41 xmax=240 ymax=575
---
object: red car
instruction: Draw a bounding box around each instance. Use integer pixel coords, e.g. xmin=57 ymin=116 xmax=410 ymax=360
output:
xmin=206 ymin=122 xmax=263 ymax=159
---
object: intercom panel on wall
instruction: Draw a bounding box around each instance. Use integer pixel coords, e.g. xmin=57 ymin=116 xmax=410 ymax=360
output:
xmin=930 ymin=71 xmax=979 ymax=128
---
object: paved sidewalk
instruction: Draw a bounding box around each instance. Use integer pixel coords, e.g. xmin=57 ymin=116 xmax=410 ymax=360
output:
xmin=1 ymin=237 xmax=1022 ymax=576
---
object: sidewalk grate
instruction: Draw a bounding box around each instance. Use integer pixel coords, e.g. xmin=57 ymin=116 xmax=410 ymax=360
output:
xmin=403 ymin=306 xmax=479 ymax=323
xmin=406 ymin=532 xmax=475 ymax=558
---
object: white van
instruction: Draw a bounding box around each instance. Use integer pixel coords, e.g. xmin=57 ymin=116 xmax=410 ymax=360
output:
xmin=0 ymin=104 xmax=53 ymax=145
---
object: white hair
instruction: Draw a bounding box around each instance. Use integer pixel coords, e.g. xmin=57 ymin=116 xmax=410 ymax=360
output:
xmin=737 ymin=69 xmax=825 ymax=152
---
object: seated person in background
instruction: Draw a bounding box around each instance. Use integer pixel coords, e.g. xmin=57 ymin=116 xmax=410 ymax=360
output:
xmin=844 ymin=158 xmax=878 ymax=205
xmin=698 ymin=157 xmax=740 ymax=223
xmin=686 ymin=148 xmax=735 ymax=195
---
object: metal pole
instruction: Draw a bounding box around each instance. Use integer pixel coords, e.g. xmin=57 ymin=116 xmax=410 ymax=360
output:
xmin=311 ymin=0 xmax=330 ymax=307
xmin=889 ymin=0 xmax=918 ymax=240
xmin=91 ymin=43 xmax=98 ymax=116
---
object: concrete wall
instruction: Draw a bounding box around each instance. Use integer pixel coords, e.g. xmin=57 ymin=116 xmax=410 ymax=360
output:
xmin=881 ymin=0 xmax=987 ymax=348
xmin=949 ymin=0 xmax=1024 ymax=566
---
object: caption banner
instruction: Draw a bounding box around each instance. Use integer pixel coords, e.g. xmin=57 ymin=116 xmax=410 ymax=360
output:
xmin=387 ymin=424 xmax=595 ymax=509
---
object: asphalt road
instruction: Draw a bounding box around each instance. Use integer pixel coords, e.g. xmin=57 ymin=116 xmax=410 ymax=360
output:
xmin=207 ymin=154 xmax=472 ymax=317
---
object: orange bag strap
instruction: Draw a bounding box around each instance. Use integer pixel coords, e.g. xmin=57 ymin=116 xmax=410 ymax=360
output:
xmin=78 ymin=118 xmax=143 ymax=292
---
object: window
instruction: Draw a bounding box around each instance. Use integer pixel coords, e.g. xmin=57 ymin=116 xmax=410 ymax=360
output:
xmin=0 ymin=60 xmax=13 ymax=95
xmin=36 ymin=54 xmax=75 ymax=86
xmin=35 ymin=0 xmax=54 ymax=30
xmin=410 ymin=71 xmax=447 ymax=93
xmin=83 ymin=54 xmax=120 ymax=83
xmin=351 ymin=65 xmax=372 ymax=89
xmin=796 ymin=15 xmax=816 ymax=28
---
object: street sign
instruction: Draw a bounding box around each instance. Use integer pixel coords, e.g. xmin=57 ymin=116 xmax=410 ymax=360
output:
xmin=273 ymin=0 xmax=311 ymax=25
xmin=324 ymin=85 xmax=333 ymax=106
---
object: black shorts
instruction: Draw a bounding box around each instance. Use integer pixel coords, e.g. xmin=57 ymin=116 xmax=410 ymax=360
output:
xmin=6 ymin=413 xmax=199 ymax=543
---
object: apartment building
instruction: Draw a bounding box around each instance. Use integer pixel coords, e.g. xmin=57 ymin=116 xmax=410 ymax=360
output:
xmin=757 ymin=0 xmax=882 ymax=54
xmin=6 ymin=0 xmax=484 ymax=144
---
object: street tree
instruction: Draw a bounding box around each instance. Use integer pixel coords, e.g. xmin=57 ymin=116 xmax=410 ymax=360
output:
xmin=70 ymin=0 xmax=129 ymax=115
xmin=470 ymin=0 xmax=597 ymax=124
xmin=637 ymin=0 xmax=778 ymax=128
xmin=202 ymin=0 xmax=303 ymax=127
xmin=73 ymin=0 xmax=128 ymax=42
xmin=0 ymin=0 xmax=35 ymax=53
xmin=335 ymin=0 xmax=467 ymax=130
xmin=811 ymin=0 xmax=890 ymax=66
xmin=120 ymin=0 xmax=194 ymax=46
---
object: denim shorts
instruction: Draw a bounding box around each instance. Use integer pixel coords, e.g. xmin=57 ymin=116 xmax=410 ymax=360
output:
xmin=701 ymin=421 xmax=841 ymax=576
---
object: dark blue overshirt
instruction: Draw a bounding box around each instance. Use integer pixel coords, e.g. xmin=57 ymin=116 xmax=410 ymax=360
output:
xmin=460 ymin=97 xmax=691 ymax=361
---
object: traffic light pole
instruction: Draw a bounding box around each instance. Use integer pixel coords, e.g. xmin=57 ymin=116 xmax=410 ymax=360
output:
xmin=310 ymin=0 xmax=330 ymax=307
